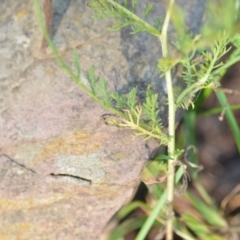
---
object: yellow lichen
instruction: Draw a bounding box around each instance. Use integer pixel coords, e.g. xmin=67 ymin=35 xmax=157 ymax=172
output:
xmin=35 ymin=130 xmax=104 ymax=162
xmin=13 ymin=9 xmax=29 ymax=20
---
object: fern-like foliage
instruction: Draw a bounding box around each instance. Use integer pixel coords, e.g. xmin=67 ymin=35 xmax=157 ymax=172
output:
xmin=87 ymin=0 xmax=161 ymax=36
xmin=86 ymin=66 xmax=112 ymax=107
xmin=78 ymin=62 xmax=168 ymax=144
xmin=111 ymin=87 xmax=138 ymax=112
xmin=125 ymin=87 xmax=138 ymax=113
xmin=143 ymin=86 xmax=162 ymax=131
xmin=107 ymin=87 xmax=169 ymax=145
xmin=73 ymin=51 xmax=81 ymax=79
xmin=175 ymin=33 xmax=231 ymax=109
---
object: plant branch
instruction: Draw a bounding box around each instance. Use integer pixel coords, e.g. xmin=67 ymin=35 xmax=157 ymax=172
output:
xmin=90 ymin=0 xmax=161 ymax=35
xmin=106 ymin=0 xmax=160 ymax=36
xmin=176 ymin=41 xmax=223 ymax=107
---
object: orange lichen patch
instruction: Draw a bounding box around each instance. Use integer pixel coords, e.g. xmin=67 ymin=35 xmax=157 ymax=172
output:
xmin=0 ymin=232 xmax=11 ymax=240
xmin=35 ymin=131 xmax=104 ymax=161
xmin=16 ymin=223 xmax=30 ymax=233
xmin=0 ymin=223 xmax=31 ymax=239
xmin=13 ymin=9 xmax=29 ymax=20
xmin=111 ymin=152 xmax=129 ymax=161
xmin=0 ymin=195 xmax=66 ymax=212
xmin=44 ymin=66 xmax=57 ymax=75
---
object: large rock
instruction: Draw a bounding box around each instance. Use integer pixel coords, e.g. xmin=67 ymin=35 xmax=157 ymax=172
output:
xmin=0 ymin=0 xmax=205 ymax=239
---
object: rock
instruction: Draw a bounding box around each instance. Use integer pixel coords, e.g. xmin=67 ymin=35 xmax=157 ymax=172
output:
xmin=0 ymin=0 xmax=205 ymax=239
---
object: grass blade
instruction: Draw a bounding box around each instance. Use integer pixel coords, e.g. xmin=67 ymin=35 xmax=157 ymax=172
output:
xmin=215 ymin=91 xmax=240 ymax=153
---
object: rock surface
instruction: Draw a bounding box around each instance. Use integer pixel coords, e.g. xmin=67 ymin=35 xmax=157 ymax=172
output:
xmin=0 ymin=0 xmax=205 ymax=239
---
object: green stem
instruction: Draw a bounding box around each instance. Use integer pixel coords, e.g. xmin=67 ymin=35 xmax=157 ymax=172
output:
xmin=135 ymin=1 xmax=176 ymax=239
xmin=160 ymin=0 xmax=175 ymax=239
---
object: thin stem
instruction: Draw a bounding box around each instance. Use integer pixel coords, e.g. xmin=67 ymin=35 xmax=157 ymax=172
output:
xmin=119 ymin=120 xmax=167 ymax=143
xmin=134 ymin=1 xmax=176 ymax=239
xmin=159 ymin=0 xmax=176 ymax=239
xmin=165 ymin=70 xmax=175 ymax=240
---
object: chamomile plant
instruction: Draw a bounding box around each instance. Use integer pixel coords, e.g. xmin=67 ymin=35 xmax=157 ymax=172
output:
xmin=33 ymin=0 xmax=240 ymax=239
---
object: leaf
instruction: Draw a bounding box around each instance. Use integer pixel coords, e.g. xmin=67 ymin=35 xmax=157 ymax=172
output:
xmin=126 ymin=87 xmax=138 ymax=113
xmin=117 ymin=201 xmax=152 ymax=219
xmin=73 ymin=50 xmax=81 ymax=79
xmin=144 ymin=3 xmax=154 ymax=19
xmin=157 ymin=57 xmax=176 ymax=74
xmin=174 ymin=218 xmax=196 ymax=240
xmin=175 ymin=164 xmax=187 ymax=184
xmin=95 ymin=76 xmax=111 ymax=106
xmin=143 ymin=86 xmax=162 ymax=129
xmin=186 ymin=192 xmax=227 ymax=227
xmin=87 ymin=66 xmax=97 ymax=94
xmin=154 ymin=154 xmax=173 ymax=161
xmin=141 ymin=161 xmax=168 ymax=185
xmin=111 ymin=92 xmax=127 ymax=109
xmin=88 ymin=0 xmax=160 ymax=36
xmin=182 ymin=213 xmax=225 ymax=240
xmin=108 ymin=216 xmax=161 ymax=240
